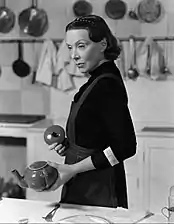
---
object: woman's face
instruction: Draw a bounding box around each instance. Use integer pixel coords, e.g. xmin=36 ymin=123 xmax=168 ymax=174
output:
xmin=65 ymin=29 xmax=106 ymax=73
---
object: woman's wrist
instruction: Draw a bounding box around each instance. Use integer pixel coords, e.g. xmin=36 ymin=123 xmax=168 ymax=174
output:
xmin=70 ymin=156 xmax=96 ymax=175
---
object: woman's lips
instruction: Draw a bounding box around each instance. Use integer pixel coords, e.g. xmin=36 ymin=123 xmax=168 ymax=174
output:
xmin=77 ymin=63 xmax=84 ymax=68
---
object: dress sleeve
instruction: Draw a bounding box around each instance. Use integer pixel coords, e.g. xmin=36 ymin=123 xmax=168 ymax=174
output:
xmin=91 ymin=77 xmax=137 ymax=169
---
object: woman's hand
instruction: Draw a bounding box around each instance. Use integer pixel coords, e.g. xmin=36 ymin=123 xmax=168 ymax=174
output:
xmin=48 ymin=138 xmax=69 ymax=156
xmin=45 ymin=161 xmax=77 ymax=191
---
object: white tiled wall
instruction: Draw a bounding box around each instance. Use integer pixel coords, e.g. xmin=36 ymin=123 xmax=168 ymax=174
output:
xmin=0 ymin=0 xmax=174 ymax=125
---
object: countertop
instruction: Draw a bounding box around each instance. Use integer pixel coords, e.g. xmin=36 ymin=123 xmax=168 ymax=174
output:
xmin=0 ymin=197 xmax=166 ymax=223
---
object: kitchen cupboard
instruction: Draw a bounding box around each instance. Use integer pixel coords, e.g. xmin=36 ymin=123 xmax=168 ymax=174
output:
xmin=141 ymin=135 xmax=174 ymax=214
xmin=124 ymin=137 xmax=144 ymax=211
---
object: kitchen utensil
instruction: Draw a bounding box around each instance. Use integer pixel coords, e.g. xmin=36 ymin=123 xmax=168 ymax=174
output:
xmin=42 ymin=203 xmax=60 ymax=222
xmin=127 ymin=36 xmax=139 ymax=80
xmin=137 ymin=0 xmax=162 ymax=23
xmin=160 ymin=38 xmax=171 ymax=75
xmin=12 ymin=40 xmax=31 ymax=78
xmin=58 ymin=214 xmax=111 ymax=223
xmin=105 ymin=0 xmax=127 ymax=20
xmin=145 ymin=45 xmax=151 ymax=75
xmin=11 ymin=161 xmax=59 ymax=191
xmin=128 ymin=9 xmax=138 ymax=20
xmin=0 ymin=0 xmax=15 ymax=33
xmin=44 ymin=125 xmax=65 ymax=145
xmin=73 ymin=0 xmax=92 ymax=17
xmin=133 ymin=211 xmax=154 ymax=223
xmin=18 ymin=0 xmax=48 ymax=37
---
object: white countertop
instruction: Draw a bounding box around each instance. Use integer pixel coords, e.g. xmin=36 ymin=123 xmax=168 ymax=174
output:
xmin=0 ymin=197 xmax=167 ymax=223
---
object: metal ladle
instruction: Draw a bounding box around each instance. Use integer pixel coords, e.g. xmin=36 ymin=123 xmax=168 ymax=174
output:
xmin=127 ymin=35 xmax=139 ymax=80
xmin=160 ymin=38 xmax=171 ymax=75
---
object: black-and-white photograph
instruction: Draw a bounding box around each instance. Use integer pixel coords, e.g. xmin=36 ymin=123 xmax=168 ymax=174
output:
xmin=0 ymin=0 xmax=173 ymax=223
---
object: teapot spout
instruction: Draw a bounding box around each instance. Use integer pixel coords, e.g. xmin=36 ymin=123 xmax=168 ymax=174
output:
xmin=11 ymin=169 xmax=28 ymax=188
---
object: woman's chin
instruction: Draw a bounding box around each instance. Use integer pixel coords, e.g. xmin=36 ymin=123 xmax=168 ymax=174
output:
xmin=78 ymin=68 xmax=88 ymax=74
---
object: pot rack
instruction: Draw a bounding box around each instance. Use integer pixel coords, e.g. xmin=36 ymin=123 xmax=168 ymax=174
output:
xmin=0 ymin=36 xmax=173 ymax=43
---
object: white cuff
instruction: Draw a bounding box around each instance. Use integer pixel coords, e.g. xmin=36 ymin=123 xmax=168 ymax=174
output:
xmin=103 ymin=147 xmax=119 ymax=166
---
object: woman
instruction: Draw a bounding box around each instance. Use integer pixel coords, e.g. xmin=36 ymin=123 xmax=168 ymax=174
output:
xmin=47 ymin=15 xmax=137 ymax=208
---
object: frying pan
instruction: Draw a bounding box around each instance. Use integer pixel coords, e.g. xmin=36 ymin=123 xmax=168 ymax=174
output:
xmin=12 ymin=41 xmax=31 ymax=78
xmin=105 ymin=0 xmax=127 ymax=20
xmin=73 ymin=0 xmax=92 ymax=17
xmin=18 ymin=0 xmax=48 ymax=37
xmin=127 ymin=36 xmax=139 ymax=80
xmin=0 ymin=0 xmax=15 ymax=33
xmin=137 ymin=0 xmax=162 ymax=23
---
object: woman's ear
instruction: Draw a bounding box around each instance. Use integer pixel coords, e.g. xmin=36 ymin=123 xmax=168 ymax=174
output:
xmin=100 ymin=38 xmax=107 ymax=52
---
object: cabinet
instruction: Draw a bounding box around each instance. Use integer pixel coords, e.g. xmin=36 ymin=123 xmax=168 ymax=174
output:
xmin=124 ymin=137 xmax=144 ymax=211
xmin=141 ymin=136 xmax=174 ymax=214
xmin=27 ymin=132 xmax=64 ymax=202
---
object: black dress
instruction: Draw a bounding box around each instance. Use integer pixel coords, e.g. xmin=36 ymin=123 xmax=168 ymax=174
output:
xmin=60 ymin=61 xmax=137 ymax=208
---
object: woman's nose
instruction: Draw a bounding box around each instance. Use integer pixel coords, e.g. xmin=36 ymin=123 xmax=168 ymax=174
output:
xmin=71 ymin=50 xmax=80 ymax=60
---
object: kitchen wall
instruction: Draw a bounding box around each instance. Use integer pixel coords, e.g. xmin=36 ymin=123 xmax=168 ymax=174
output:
xmin=0 ymin=0 xmax=174 ymax=125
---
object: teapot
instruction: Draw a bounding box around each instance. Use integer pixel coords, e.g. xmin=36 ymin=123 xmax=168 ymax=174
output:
xmin=11 ymin=161 xmax=58 ymax=191
xmin=44 ymin=125 xmax=65 ymax=145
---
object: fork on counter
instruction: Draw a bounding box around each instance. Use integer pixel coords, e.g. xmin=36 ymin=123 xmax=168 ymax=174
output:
xmin=42 ymin=203 xmax=60 ymax=222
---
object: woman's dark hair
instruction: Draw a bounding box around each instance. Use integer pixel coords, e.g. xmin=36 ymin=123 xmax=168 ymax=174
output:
xmin=65 ymin=15 xmax=121 ymax=60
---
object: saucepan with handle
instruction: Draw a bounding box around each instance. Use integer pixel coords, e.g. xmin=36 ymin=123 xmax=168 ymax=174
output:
xmin=0 ymin=0 xmax=15 ymax=33
xmin=18 ymin=0 xmax=49 ymax=37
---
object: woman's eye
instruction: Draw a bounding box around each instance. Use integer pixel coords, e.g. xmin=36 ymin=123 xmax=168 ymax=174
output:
xmin=67 ymin=46 xmax=72 ymax=50
xmin=78 ymin=44 xmax=85 ymax=49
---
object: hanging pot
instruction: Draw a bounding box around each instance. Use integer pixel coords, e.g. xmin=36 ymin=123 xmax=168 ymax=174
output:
xmin=73 ymin=0 xmax=92 ymax=17
xmin=0 ymin=0 xmax=15 ymax=33
xmin=12 ymin=41 xmax=31 ymax=78
xmin=127 ymin=36 xmax=139 ymax=80
xmin=105 ymin=0 xmax=127 ymax=20
xmin=18 ymin=0 xmax=48 ymax=37
xmin=137 ymin=0 xmax=162 ymax=23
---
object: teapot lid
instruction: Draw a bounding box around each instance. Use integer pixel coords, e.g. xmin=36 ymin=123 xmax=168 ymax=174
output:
xmin=28 ymin=161 xmax=48 ymax=171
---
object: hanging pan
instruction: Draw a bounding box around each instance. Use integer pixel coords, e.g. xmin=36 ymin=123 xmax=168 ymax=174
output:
xmin=73 ymin=0 xmax=92 ymax=17
xmin=105 ymin=0 xmax=127 ymax=20
xmin=137 ymin=0 xmax=162 ymax=23
xmin=18 ymin=0 xmax=48 ymax=37
xmin=12 ymin=41 xmax=31 ymax=78
xmin=0 ymin=0 xmax=15 ymax=33
xmin=127 ymin=36 xmax=139 ymax=80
